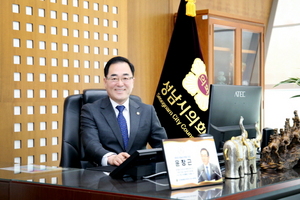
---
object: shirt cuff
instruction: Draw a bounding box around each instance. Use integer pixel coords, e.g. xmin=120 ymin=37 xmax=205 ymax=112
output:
xmin=101 ymin=152 xmax=116 ymax=166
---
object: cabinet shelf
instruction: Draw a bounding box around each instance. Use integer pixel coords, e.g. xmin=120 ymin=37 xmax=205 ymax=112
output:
xmin=214 ymin=46 xmax=231 ymax=52
xmin=242 ymin=49 xmax=256 ymax=54
xmin=214 ymin=47 xmax=256 ymax=54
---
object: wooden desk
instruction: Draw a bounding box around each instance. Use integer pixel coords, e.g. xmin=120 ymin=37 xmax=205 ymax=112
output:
xmin=1 ymin=165 xmax=300 ymax=200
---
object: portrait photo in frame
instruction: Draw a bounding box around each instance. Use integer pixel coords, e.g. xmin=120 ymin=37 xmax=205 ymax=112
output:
xmin=162 ymin=136 xmax=223 ymax=190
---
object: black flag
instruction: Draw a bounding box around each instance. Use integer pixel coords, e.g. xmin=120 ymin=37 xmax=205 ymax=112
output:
xmin=153 ymin=0 xmax=209 ymax=138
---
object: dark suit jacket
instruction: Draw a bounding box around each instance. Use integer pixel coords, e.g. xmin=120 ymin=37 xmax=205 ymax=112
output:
xmin=197 ymin=163 xmax=222 ymax=182
xmin=80 ymin=96 xmax=167 ymax=166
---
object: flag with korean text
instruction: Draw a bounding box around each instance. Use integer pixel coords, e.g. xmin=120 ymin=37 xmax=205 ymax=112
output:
xmin=153 ymin=0 xmax=209 ymax=138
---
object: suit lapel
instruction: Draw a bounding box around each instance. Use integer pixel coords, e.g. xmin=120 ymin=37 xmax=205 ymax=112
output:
xmin=127 ymin=99 xmax=140 ymax=151
xmin=100 ymin=97 xmax=124 ymax=149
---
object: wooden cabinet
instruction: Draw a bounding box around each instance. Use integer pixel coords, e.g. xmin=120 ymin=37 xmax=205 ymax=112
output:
xmin=195 ymin=10 xmax=265 ymax=86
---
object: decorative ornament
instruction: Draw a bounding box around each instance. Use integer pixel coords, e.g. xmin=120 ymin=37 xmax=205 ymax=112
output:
xmin=260 ymin=110 xmax=300 ymax=170
xmin=185 ymin=0 xmax=196 ymax=17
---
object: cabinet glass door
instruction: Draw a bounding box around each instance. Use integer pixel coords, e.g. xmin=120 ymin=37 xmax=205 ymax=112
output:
xmin=242 ymin=30 xmax=261 ymax=86
xmin=213 ymin=25 xmax=235 ymax=85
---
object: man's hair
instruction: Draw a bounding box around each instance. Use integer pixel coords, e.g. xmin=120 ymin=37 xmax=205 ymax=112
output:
xmin=200 ymin=148 xmax=209 ymax=156
xmin=104 ymin=56 xmax=135 ymax=77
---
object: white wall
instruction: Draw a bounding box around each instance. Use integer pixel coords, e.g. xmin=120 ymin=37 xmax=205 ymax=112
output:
xmin=264 ymin=0 xmax=300 ymax=129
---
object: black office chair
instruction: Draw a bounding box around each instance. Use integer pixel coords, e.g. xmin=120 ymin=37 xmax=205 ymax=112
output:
xmin=59 ymin=89 xmax=141 ymax=169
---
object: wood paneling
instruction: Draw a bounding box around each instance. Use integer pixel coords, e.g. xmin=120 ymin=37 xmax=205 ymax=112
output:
xmin=0 ymin=0 xmax=127 ymax=166
xmin=172 ymin=0 xmax=272 ymax=26
xmin=127 ymin=0 xmax=174 ymax=104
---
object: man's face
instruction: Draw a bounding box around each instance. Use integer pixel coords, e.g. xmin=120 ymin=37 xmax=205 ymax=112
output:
xmin=200 ymin=150 xmax=209 ymax=165
xmin=104 ymin=62 xmax=134 ymax=105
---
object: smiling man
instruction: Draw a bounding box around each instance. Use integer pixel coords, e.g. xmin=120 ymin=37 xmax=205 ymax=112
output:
xmin=80 ymin=56 xmax=167 ymax=167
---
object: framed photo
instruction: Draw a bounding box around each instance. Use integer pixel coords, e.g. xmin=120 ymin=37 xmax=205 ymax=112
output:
xmin=162 ymin=136 xmax=223 ymax=190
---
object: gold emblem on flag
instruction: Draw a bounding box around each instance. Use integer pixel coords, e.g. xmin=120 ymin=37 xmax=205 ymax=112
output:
xmin=182 ymin=58 xmax=209 ymax=111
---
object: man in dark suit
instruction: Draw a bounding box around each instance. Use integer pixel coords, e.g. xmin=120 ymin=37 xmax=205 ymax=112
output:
xmin=197 ymin=148 xmax=222 ymax=182
xmin=80 ymin=56 xmax=167 ymax=166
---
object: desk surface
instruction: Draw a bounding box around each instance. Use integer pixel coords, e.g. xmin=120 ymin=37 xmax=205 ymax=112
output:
xmin=1 ymin=163 xmax=300 ymax=200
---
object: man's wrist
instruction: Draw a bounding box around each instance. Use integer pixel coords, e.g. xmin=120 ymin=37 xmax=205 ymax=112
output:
xmin=101 ymin=152 xmax=116 ymax=166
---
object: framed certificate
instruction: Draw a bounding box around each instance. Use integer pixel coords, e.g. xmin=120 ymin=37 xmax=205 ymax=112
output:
xmin=162 ymin=136 xmax=223 ymax=190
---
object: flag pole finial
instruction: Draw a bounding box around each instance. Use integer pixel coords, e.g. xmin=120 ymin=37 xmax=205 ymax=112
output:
xmin=185 ymin=0 xmax=196 ymax=17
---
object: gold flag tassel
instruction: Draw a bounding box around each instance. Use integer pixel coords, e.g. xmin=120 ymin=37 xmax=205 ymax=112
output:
xmin=185 ymin=0 xmax=196 ymax=17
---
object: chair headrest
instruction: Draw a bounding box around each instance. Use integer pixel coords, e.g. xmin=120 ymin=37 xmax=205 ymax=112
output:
xmin=83 ymin=89 xmax=107 ymax=104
